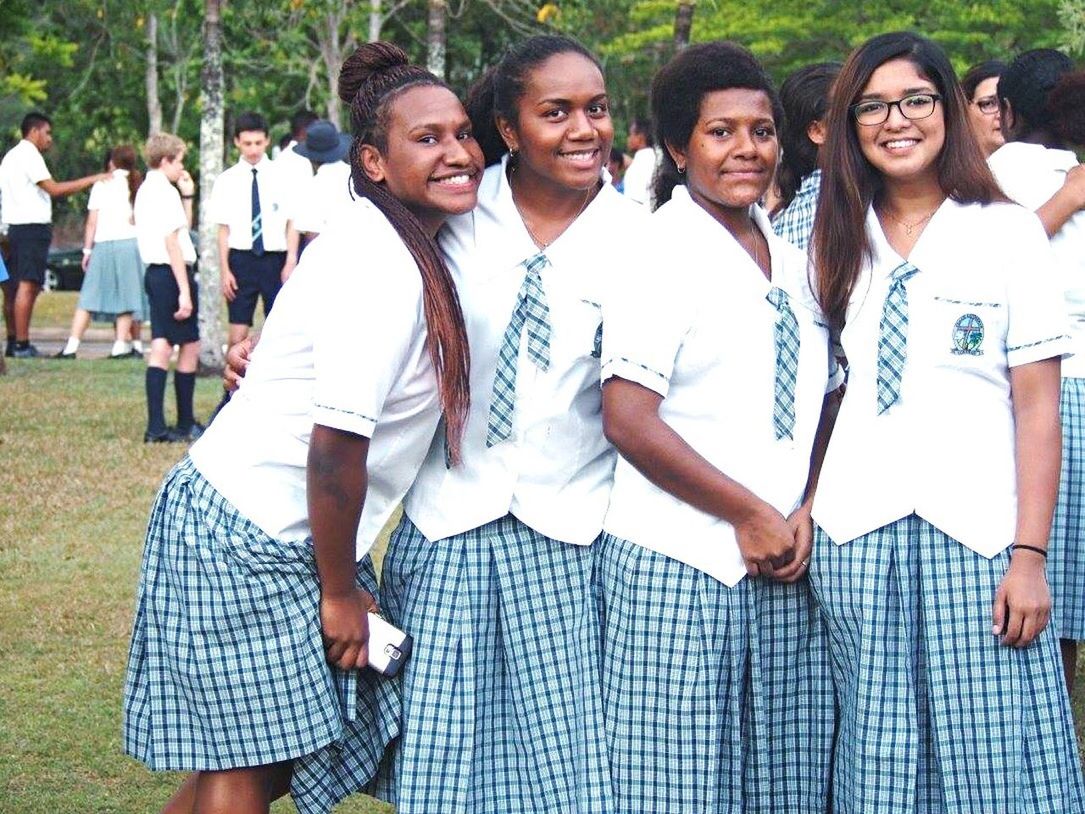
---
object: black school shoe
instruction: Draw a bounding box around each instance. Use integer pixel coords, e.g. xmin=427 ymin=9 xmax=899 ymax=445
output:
xmin=4 ymin=340 xmax=14 ymax=358
xmin=53 ymin=349 xmax=77 ymax=359
xmin=175 ymin=422 xmax=206 ymax=442
xmin=143 ymin=428 xmax=185 ymax=443
xmin=11 ymin=343 xmax=40 ymax=358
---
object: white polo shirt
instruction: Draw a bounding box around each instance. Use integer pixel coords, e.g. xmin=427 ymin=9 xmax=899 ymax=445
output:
xmin=134 ymin=170 xmax=196 ymax=265
xmin=404 ymin=156 xmax=649 ymax=546
xmin=602 ymin=187 xmax=840 ymax=586
xmin=292 ymin=160 xmax=353 ymax=234
xmin=189 ymin=197 xmax=440 ymax=560
xmin=813 ymin=200 xmax=1071 ymax=557
xmin=989 ymin=142 xmax=1085 ymax=378
xmin=209 ymin=155 xmax=290 ymax=252
xmin=622 ymin=146 xmax=659 ymax=208
xmin=0 ymin=139 xmax=51 ymax=225
xmin=87 ymin=169 xmax=137 ymax=242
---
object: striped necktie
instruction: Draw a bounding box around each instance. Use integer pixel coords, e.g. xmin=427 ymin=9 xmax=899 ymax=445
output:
xmin=487 ymin=253 xmax=552 ymax=447
xmin=877 ymin=261 xmax=920 ymax=414
xmin=251 ymin=167 xmax=264 ymax=256
xmin=767 ymin=286 xmax=800 ymax=440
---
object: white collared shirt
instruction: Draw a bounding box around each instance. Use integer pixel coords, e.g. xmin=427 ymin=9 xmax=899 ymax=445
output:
xmin=209 ymin=155 xmax=290 ymax=252
xmin=602 ymin=187 xmax=839 ymax=586
xmin=292 ymin=160 xmax=353 ymax=234
xmin=813 ymin=200 xmax=1071 ymax=557
xmin=622 ymin=146 xmax=659 ymax=208
xmin=0 ymin=139 xmax=51 ymax=225
xmin=404 ymin=156 xmax=650 ymax=546
xmin=989 ymin=142 xmax=1085 ymax=377
xmin=189 ymin=197 xmax=440 ymax=559
xmin=275 ymin=141 xmax=315 ymax=189
xmin=134 ymin=170 xmax=196 ymax=265
xmin=87 ymin=169 xmax=136 ymax=242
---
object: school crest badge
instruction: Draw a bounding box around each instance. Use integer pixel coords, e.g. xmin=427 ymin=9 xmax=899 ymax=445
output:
xmin=951 ymin=313 xmax=984 ymax=356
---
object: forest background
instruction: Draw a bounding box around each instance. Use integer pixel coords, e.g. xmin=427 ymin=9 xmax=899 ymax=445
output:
xmin=3 ymin=0 xmax=1085 ymax=360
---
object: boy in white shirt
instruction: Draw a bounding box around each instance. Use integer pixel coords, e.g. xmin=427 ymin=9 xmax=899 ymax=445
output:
xmin=0 ymin=111 xmax=106 ymax=357
xmin=209 ymin=112 xmax=291 ymax=347
xmin=134 ymin=132 xmax=201 ymax=443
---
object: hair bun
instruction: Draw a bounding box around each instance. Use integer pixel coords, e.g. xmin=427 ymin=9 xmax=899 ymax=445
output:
xmin=339 ymin=42 xmax=411 ymax=103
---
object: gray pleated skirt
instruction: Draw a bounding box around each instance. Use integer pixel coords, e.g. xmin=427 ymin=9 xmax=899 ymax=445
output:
xmin=78 ymin=237 xmax=146 ymax=320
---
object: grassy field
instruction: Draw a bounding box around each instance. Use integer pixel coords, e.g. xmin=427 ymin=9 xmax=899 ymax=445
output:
xmin=2 ymin=298 xmax=1084 ymax=811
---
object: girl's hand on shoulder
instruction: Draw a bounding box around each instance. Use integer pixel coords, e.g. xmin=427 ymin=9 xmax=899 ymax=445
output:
xmin=734 ymin=500 xmax=796 ymax=579
xmin=773 ymin=502 xmax=813 ymax=583
xmin=992 ymin=551 xmax=1051 ymax=648
xmin=223 ymin=336 xmax=254 ymax=391
xmin=320 ymin=587 xmax=379 ymax=670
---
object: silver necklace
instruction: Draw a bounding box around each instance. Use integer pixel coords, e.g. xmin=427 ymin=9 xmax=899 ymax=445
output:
xmin=511 ymin=177 xmax=594 ymax=250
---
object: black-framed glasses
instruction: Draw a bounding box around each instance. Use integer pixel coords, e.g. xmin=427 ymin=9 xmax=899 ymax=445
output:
xmin=972 ymin=95 xmax=999 ymax=115
xmin=851 ymin=93 xmax=942 ymax=126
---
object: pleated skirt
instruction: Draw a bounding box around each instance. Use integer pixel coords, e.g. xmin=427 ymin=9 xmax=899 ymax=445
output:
xmin=597 ymin=532 xmax=835 ymax=814
xmin=122 ymin=456 xmax=399 ymax=814
xmin=376 ymin=513 xmax=613 ymax=814
xmin=78 ymin=237 xmax=146 ymax=320
xmin=1051 ymin=377 xmax=1085 ymax=641
xmin=810 ymin=515 xmax=1085 ymax=813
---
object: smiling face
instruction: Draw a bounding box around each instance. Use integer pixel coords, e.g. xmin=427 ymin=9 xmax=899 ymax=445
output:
xmin=234 ymin=129 xmax=270 ymax=165
xmin=360 ymin=84 xmax=484 ymax=235
xmin=498 ymin=51 xmax=614 ymax=193
xmin=854 ymin=57 xmax=945 ymax=189
xmin=670 ymin=88 xmax=778 ymax=222
xmin=967 ymin=76 xmax=1003 ymax=157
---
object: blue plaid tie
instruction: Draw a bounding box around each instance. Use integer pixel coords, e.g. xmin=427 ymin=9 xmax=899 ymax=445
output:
xmin=251 ymin=167 xmax=264 ymax=256
xmin=877 ymin=261 xmax=920 ymax=414
xmin=767 ymin=287 xmax=800 ymax=440
xmin=487 ymin=253 xmax=552 ymax=447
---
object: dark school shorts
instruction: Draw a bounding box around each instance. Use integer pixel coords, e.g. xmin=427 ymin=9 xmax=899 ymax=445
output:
xmin=227 ymin=249 xmax=285 ymax=326
xmin=145 ymin=263 xmax=200 ymax=345
xmin=7 ymin=223 xmax=52 ymax=286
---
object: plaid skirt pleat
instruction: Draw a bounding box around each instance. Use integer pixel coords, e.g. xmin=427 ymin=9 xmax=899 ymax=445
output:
xmin=122 ymin=457 xmax=399 ymax=813
xmin=1051 ymin=377 xmax=1085 ymax=641
xmin=809 ymin=515 xmax=1085 ymax=813
xmin=376 ymin=514 xmax=613 ymax=814
xmin=597 ymin=533 xmax=834 ymax=814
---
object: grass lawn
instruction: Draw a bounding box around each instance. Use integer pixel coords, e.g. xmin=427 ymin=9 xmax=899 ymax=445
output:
xmin=0 ymin=357 xmax=390 ymax=813
xmin=2 ymin=339 xmax=1084 ymax=812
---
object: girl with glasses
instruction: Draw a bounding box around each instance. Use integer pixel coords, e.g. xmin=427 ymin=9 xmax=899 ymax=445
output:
xmin=810 ymin=31 xmax=1085 ymax=812
xmin=961 ymin=60 xmax=1007 ymax=158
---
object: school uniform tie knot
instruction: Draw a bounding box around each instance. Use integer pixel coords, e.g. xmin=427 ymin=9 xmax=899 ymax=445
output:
xmin=766 ymin=286 xmax=800 ymax=440
xmin=250 ymin=167 xmax=265 ymax=256
xmin=487 ymin=253 xmax=553 ymax=447
xmin=877 ymin=261 xmax=920 ymax=414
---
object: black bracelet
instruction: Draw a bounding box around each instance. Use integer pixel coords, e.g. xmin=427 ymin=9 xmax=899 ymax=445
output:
xmin=1012 ymin=543 xmax=1049 ymax=558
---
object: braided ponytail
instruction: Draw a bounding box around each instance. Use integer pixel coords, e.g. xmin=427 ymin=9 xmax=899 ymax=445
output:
xmin=339 ymin=42 xmax=470 ymax=463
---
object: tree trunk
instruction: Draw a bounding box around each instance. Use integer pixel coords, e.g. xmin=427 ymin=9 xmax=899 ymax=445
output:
xmin=426 ymin=0 xmax=447 ymax=78
xmin=197 ymin=0 xmax=226 ymax=369
xmin=369 ymin=0 xmax=382 ymax=41
xmin=145 ymin=12 xmax=162 ymax=135
xmin=674 ymin=0 xmax=694 ymax=49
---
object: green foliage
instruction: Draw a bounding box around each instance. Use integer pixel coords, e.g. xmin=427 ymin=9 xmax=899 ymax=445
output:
xmin=1062 ymin=0 xmax=1085 ymax=55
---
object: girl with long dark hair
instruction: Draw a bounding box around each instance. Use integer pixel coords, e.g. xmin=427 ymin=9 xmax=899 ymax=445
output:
xmin=598 ymin=41 xmax=838 ymax=813
xmin=990 ymin=48 xmax=1085 ymax=696
xmin=378 ymin=33 xmax=643 ymax=814
xmin=122 ymin=42 xmax=478 ymax=814
xmin=810 ymin=31 xmax=1085 ymax=811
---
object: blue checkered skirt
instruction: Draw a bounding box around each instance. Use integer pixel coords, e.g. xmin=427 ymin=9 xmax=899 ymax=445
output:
xmin=1051 ymin=377 xmax=1085 ymax=641
xmin=597 ymin=533 xmax=834 ymax=814
xmin=809 ymin=515 xmax=1085 ymax=813
xmin=122 ymin=457 xmax=399 ymax=814
xmin=376 ymin=514 xmax=613 ymax=814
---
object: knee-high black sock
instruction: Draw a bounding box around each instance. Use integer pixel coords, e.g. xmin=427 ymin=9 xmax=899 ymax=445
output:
xmin=174 ymin=371 xmax=196 ymax=431
xmin=145 ymin=367 xmax=168 ymax=435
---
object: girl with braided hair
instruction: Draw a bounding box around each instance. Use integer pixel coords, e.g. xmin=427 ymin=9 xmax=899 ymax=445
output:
xmin=121 ymin=42 xmax=480 ymax=814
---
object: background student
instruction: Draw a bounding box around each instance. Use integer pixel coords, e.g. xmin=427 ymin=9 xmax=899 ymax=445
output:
xmin=810 ymin=31 xmax=1085 ymax=811
xmin=961 ymin=60 xmax=1007 ymax=158
xmin=210 ymin=112 xmax=292 ymax=347
xmin=123 ymin=42 xmax=478 ymax=814
xmin=990 ymin=48 xmax=1085 ymax=696
xmin=134 ymin=132 xmax=201 ymax=443
xmin=0 ymin=111 xmax=106 ymax=358
xmin=54 ymin=145 xmax=146 ymax=360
